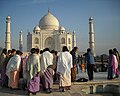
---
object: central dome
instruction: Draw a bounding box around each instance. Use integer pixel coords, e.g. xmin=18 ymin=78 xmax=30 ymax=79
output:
xmin=39 ymin=11 xmax=59 ymax=30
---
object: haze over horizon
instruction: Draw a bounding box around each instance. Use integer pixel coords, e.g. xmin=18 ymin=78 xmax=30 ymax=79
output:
xmin=0 ymin=0 xmax=120 ymax=55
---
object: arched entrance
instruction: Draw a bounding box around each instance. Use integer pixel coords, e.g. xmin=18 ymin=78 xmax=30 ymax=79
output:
xmin=45 ymin=37 xmax=55 ymax=50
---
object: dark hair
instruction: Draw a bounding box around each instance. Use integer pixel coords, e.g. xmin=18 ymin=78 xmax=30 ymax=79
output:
xmin=74 ymin=47 xmax=78 ymax=52
xmin=55 ymin=51 xmax=57 ymax=55
xmin=19 ymin=51 xmax=23 ymax=55
xmin=8 ymin=50 xmax=11 ymax=54
xmin=109 ymin=49 xmax=113 ymax=55
xmin=11 ymin=49 xmax=16 ymax=53
xmin=113 ymin=48 xmax=117 ymax=52
xmin=43 ymin=48 xmax=50 ymax=52
xmin=2 ymin=48 xmax=7 ymax=55
xmin=62 ymin=46 xmax=69 ymax=52
xmin=87 ymin=48 xmax=91 ymax=52
xmin=16 ymin=50 xmax=22 ymax=55
xmin=31 ymin=48 xmax=36 ymax=54
xmin=35 ymin=48 xmax=40 ymax=54
xmin=51 ymin=50 xmax=55 ymax=53
xmin=40 ymin=50 xmax=43 ymax=54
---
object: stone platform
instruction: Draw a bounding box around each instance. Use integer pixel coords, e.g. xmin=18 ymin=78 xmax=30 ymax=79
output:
xmin=0 ymin=72 xmax=120 ymax=96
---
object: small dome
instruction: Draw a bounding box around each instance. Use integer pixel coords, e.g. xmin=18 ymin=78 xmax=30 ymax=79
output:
xmin=89 ymin=16 xmax=94 ymax=20
xmin=39 ymin=11 xmax=59 ymax=30
xmin=59 ymin=26 xmax=65 ymax=31
xmin=20 ymin=31 xmax=22 ymax=33
xmin=34 ymin=26 xmax=40 ymax=31
xmin=7 ymin=15 xmax=10 ymax=19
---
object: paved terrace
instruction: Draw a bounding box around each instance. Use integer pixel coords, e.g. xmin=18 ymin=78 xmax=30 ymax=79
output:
xmin=0 ymin=72 xmax=120 ymax=96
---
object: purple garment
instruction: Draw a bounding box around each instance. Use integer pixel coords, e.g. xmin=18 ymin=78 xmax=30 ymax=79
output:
xmin=0 ymin=67 xmax=7 ymax=85
xmin=28 ymin=75 xmax=40 ymax=93
xmin=43 ymin=68 xmax=54 ymax=89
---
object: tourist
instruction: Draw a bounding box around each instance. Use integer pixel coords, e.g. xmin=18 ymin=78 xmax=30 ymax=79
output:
xmin=6 ymin=50 xmax=22 ymax=89
xmin=113 ymin=48 xmax=120 ymax=61
xmin=40 ymin=48 xmax=54 ymax=93
xmin=0 ymin=48 xmax=7 ymax=87
xmin=108 ymin=49 xmax=114 ymax=79
xmin=25 ymin=48 xmax=40 ymax=95
xmin=113 ymin=48 xmax=119 ymax=77
xmin=10 ymin=49 xmax=16 ymax=57
xmin=19 ymin=51 xmax=23 ymax=79
xmin=5 ymin=49 xmax=16 ymax=68
xmin=51 ymin=50 xmax=58 ymax=82
xmin=22 ymin=53 xmax=30 ymax=79
xmin=84 ymin=48 xmax=95 ymax=81
xmin=113 ymin=49 xmax=119 ymax=78
xmin=70 ymin=47 xmax=78 ymax=82
xmin=57 ymin=46 xmax=73 ymax=92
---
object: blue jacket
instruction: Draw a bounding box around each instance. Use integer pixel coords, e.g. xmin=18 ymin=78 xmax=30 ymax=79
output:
xmin=85 ymin=52 xmax=95 ymax=65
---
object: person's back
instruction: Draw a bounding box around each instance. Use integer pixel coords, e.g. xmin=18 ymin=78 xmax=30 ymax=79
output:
xmin=43 ymin=51 xmax=53 ymax=64
xmin=84 ymin=48 xmax=95 ymax=81
xmin=41 ymin=51 xmax=53 ymax=73
xmin=85 ymin=52 xmax=95 ymax=65
xmin=0 ymin=48 xmax=7 ymax=86
xmin=62 ymin=52 xmax=72 ymax=69
xmin=6 ymin=54 xmax=21 ymax=74
xmin=57 ymin=46 xmax=73 ymax=92
xmin=26 ymin=53 xmax=40 ymax=79
xmin=28 ymin=54 xmax=39 ymax=66
xmin=0 ymin=53 xmax=6 ymax=69
xmin=6 ymin=50 xmax=22 ymax=89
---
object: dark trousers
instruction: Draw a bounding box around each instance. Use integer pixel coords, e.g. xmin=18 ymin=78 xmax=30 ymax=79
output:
xmin=87 ymin=64 xmax=94 ymax=80
xmin=107 ymin=66 xmax=113 ymax=79
xmin=71 ymin=67 xmax=76 ymax=82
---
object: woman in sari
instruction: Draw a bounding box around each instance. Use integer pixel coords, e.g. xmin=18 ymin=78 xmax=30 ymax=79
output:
xmin=108 ymin=49 xmax=118 ymax=79
xmin=6 ymin=50 xmax=22 ymax=89
xmin=25 ymin=48 xmax=40 ymax=95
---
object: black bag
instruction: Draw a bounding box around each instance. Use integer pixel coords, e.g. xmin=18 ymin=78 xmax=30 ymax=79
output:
xmin=76 ymin=78 xmax=88 ymax=82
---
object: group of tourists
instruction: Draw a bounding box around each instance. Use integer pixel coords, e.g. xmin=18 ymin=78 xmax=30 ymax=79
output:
xmin=108 ymin=48 xmax=119 ymax=80
xmin=0 ymin=46 xmax=119 ymax=95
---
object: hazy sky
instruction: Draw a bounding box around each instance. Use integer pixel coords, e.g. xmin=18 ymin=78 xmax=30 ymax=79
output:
xmin=0 ymin=0 xmax=120 ymax=55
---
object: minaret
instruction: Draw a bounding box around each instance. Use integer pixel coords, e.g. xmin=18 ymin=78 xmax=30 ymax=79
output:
xmin=5 ymin=16 xmax=11 ymax=50
xmin=89 ymin=17 xmax=95 ymax=56
xmin=19 ymin=31 xmax=23 ymax=51
xmin=72 ymin=31 xmax=77 ymax=48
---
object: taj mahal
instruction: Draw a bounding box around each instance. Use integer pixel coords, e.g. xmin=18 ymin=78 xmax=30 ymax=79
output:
xmin=4 ymin=10 xmax=95 ymax=55
xmin=27 ymin=10 xmax=76 ymax=52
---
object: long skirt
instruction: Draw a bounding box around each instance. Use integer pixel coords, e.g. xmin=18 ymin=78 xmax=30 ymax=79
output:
xmin=28 ymin=75 xmax=40 ymax=93
xmin=59 ymin=72 xmax=71 ymax=87
xmin=9 ymin=71 xmax=19 ymax=88
xmin=43 ymin=68 xmax=54 ymax=89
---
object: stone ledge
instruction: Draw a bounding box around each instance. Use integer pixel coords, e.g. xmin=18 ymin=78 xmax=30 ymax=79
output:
xmin=72 ymin=79 xmax=120 ymax=85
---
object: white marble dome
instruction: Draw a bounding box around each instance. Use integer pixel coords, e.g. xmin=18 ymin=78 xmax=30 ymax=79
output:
xmin=34 ymin=26 xmax=40 ymax=31
xmin=39 ymin=11 xmax=59 ymax=30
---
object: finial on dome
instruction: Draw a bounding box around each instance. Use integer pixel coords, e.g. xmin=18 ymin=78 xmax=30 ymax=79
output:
xmin=89 ymin=16 xmax=94 ymax=20
xmin=48 ymin=8 xmax=50 ymax=13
